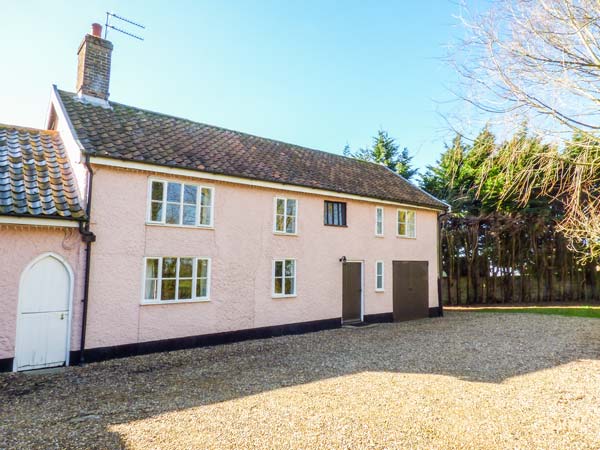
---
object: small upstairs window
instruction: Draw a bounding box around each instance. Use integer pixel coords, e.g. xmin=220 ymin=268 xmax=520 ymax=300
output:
xmin=324 ymin=201 xmax=347 ymax=227
xmin=148 ymin=180 xmax=213 ymax=227
xmin=397 ymin=209 xmax=416 ymax=238
xmin=375 ymin=206 xmax=384 ymax=236
xmin=274 ymin=197 xmax=297 ymax=234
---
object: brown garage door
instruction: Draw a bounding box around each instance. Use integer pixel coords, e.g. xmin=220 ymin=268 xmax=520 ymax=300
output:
xmin=342 ymin=262 xmax=362 ymax=322
xmin=392 ymin=261 xmax=429 ymax=321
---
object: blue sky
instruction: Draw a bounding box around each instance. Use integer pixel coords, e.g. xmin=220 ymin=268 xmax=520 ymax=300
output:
xmin=0 ymin=1 xmax=465 ymax=174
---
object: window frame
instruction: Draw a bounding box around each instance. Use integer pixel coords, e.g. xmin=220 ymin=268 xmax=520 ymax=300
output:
xmin=396 ymin=208 xmax=416 ymax=238
xmin=146 ymin=178 xmax=215 ymax=228
xmin=375 ymin=206 xmax=384 ymax=237
xmin=141 ymin=256 xmax=211 ymax=305
xmin=324 ymin=200 xmax=347 ymax=227
xmin=375 ymin=260 xmax=384 ymax=292
xmin=273 ymin=197 xmax=298 ymax=235
xmin=272 ymin=258 xmax=297 ymax=298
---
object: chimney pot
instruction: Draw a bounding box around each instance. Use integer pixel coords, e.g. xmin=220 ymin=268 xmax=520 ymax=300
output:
xmin=91 ymin=23 xmax=102 ymax=38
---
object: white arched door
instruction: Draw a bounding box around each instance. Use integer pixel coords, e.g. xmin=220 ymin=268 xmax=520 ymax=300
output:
xmin=14 ymin=254 xmax=72 ymax=371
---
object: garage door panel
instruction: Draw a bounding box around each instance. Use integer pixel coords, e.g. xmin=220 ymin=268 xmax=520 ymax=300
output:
xmin=393 ymin=261 xmax=428 ymax=322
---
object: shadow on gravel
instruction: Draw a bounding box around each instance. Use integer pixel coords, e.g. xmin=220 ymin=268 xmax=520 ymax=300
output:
xmin=1 ymin=312 xmax=599 ymax=449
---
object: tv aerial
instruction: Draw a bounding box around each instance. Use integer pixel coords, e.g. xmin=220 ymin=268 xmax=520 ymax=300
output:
xmin=104 ymin=12 xmax=145 ymax=41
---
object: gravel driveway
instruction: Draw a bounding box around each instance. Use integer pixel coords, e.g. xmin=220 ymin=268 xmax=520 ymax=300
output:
xmin=1 ymin=312 xmax=599 ymax=449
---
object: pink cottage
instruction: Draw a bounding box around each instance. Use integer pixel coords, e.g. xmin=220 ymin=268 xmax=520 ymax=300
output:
xmin=0 ymin=25 xmax=447 ymax=372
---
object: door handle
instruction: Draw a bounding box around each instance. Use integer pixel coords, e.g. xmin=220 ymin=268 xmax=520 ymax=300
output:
xmin=60 ymin=313 xmax=65 ymax=320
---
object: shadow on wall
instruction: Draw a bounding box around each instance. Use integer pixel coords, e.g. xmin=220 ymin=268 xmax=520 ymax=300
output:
xmin=1 ymin=312 xmax=599 ymax=448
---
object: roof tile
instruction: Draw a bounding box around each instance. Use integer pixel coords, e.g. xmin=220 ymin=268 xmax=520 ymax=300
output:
xmin=58 ymin=90 xmax=445 ymax=209
xmin=0 ymin=125 xmax=85 ymax=220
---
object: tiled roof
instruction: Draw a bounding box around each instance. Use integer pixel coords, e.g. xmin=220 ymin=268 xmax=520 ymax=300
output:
xmin=0 ymin=125 xmax=85 ymax=220
xmin=57 ymin=90 xmax=446 ymax=209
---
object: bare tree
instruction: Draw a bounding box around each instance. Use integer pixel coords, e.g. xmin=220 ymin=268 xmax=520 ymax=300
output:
xmin=454 ymin=0 xmax=600 ymax=261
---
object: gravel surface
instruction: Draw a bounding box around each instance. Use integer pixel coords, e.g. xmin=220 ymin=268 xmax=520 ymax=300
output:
xmin=1 ymin=312 xmax=599 ymax=449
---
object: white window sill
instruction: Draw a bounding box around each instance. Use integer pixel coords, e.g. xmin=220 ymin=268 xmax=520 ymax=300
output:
xmin=396 ymin=235 xmax=417 ymax=239
xmin=375 ymin=289 xmax=385 ymax=293
xmin=375 ymin=234 xmax=385 ymax=238
xmin=273 ymin=231 xmax=298 ymax=236
xmin=141 ymin=298 xmax=211 ymax=305
xmin=145 ymin=222 xmax=214 ymax=230
xmin=272 ymin=294 xmax=297 ymax=299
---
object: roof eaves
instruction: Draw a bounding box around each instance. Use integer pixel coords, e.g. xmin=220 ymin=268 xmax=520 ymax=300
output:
xmin=90 ymin=154 xmax=446 ymax=211
xmin=0 ymin=212 xmax=86 ymax=222
xmin=381 ymin=165 xmax=448 ymax=211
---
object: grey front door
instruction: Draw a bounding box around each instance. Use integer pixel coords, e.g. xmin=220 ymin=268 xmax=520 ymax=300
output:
xmin=342 ymin=262 xmax=362 ymax=322
xmin=393 ymin=261 xmax=429 ymax=321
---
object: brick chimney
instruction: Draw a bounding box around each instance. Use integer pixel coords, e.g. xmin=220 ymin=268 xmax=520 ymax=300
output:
xmin=76 ymin=24 xmax=113 ymax=102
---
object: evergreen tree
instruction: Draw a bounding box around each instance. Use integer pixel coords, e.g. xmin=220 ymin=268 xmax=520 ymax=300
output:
xmin=344 ymin=130 xmax=418 ymax=180
xmin=421 ymin=134 xmax=469 ymax=214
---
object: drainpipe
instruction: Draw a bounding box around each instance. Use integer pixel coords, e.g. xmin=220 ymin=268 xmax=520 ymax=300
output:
xmin=437 ymin=209 xmax=451 ymax=317
xmin=78 ymin=154 xmax=96 ymax=364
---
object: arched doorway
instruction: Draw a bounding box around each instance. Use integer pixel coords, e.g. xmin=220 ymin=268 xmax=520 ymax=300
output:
xmin=14 ymin=253 xmax=73 ymax=371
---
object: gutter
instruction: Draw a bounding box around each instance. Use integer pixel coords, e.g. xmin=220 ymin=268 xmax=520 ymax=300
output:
xmin=0 ymin=215 xmax=82 ymax=228
xmin=78 ymin=153 xmax=96 ymax=364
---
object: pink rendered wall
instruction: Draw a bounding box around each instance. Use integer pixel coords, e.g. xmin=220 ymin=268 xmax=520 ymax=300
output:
xmin=0 ymin=225 xmax=84 ymax=360
xmin=84 ymin=164 xmax=440 ymax=350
